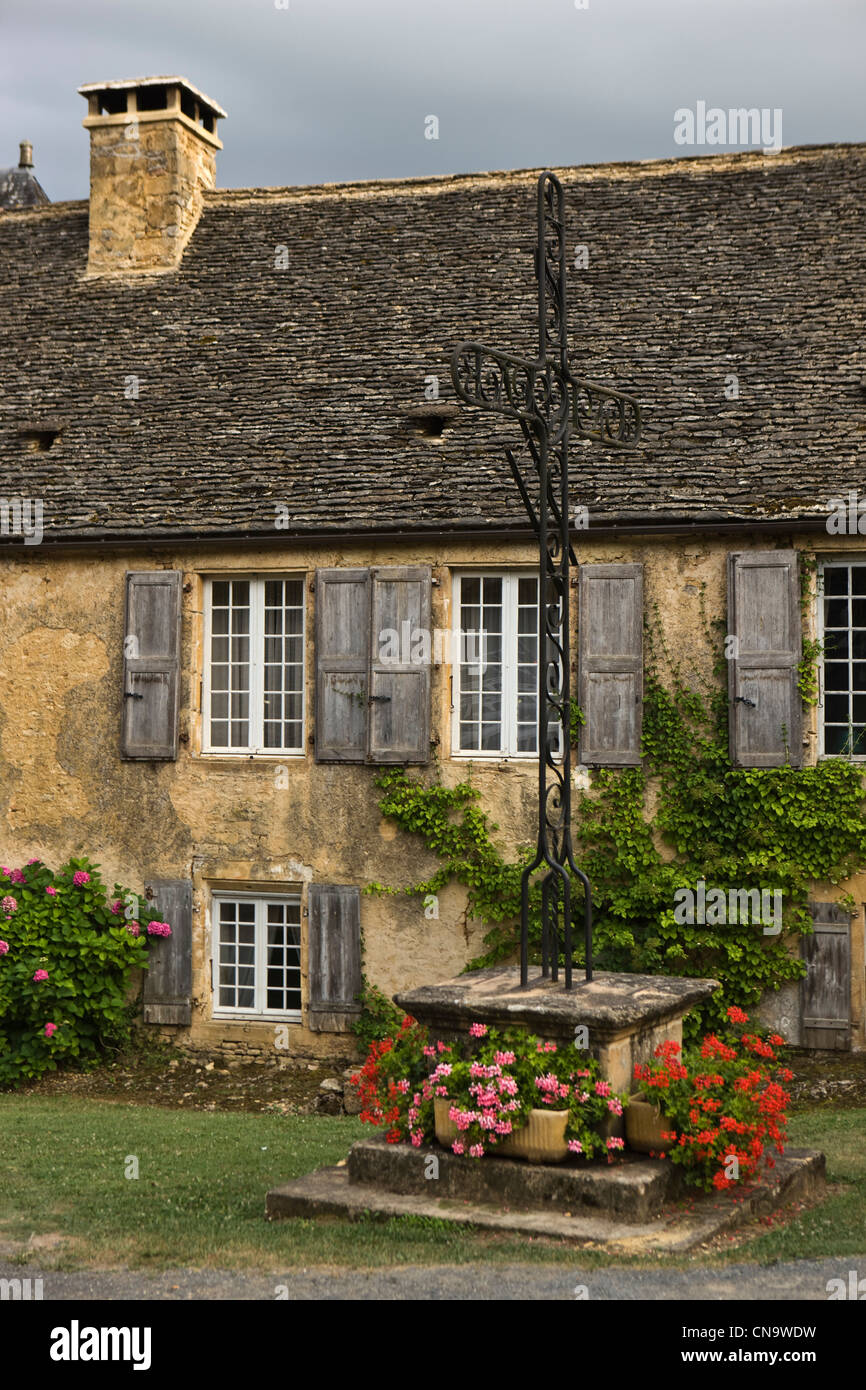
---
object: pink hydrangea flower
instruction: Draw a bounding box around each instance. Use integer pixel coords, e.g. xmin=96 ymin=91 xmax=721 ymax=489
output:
xmin=2 ymin=896 xmax=17 ymax=917
xmin=8 ymin=869 xmax=24 ymax=885
xmin=469 ymin=1022 xmax=487 ymax=1038
xmin=33 ymin=969 xmax=49 ymax=982
xmin=110 ymin=899 xmax=124 ymax=914
xmin=146 ymin=921 xmax=172 ymax=937
xmin=45 ymin=886 xmax=58 ymax=897
xmin=126 ymin=921 xmax=140 ymax=936
xmin=0 ymin=867 xmax=9 ymax=877
xmin=0 ymin=940 xmax=9 ymax=955
xmin=44 ymin=1022 xmax=58 ymax=1038
xmin=27 ymin=857 xmax=40 ymax=864
xmin=72 ymin=871 xmax=90 ymax=887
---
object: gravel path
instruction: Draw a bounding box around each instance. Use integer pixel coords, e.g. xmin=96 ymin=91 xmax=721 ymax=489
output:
xmin=3 ymin=1255 xmax=863 ymax=1301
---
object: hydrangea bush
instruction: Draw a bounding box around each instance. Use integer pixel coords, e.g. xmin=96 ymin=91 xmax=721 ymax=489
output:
xmin=0 ymin=856 xmax=171 ymax=1087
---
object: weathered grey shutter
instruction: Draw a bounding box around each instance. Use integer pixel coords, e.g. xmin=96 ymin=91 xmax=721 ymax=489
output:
xmin=307 ymin=884 xmax=362 ymax=1032
xmin=315 ymin=569 xmax=370 ymax=762
xmin=122 ymin=571 xmax=182 ymax=760
xmin=727 ymin=551 xmax=801 ymax=768
xmin=368 ymin=566 xmax=432 ymax=764
xmin=142 ymin=878 xmax=193 ymax=1026
xmin=800 ymin=901 xmax=851 ymax=1050
xmin=578 ymin=564 xmax=643 ymax=765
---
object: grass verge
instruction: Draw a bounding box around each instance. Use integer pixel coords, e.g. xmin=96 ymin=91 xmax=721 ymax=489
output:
xmin=0 ymin=1097 xmax=862 ymax=1271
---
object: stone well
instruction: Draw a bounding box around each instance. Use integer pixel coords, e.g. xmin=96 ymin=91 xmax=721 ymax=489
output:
xmin=395 ymin=965 xmax=719 ymax=1097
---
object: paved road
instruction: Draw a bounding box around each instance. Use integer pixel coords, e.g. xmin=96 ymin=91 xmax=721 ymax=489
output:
xmin=2 ymin=1256 xmax=863 ymax=1300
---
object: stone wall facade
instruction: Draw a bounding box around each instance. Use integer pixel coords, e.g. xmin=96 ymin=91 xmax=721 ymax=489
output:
xmin=1 ymin=527 xmax=864 ymax=1059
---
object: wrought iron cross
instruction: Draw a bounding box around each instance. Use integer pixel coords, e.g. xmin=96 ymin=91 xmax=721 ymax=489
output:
xmin=449 ymin=171 xmax=642 ymax=990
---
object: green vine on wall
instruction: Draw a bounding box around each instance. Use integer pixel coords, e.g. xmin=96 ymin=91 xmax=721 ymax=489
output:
xmin=368 ymin=595 xmax=866 ymax=1040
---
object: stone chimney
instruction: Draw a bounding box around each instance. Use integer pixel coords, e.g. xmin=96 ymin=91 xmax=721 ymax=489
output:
xmin=78 ymin=76 xmax=226 ymax=275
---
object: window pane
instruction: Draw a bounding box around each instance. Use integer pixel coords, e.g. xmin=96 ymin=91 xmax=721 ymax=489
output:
xmin=852 ymin=567 xmax=866 ymax=595
xmin=824 ymin=631 xmax=849 ymax=659
xmin=824 ymin=663 xmax=848 ymax=691
xmin=825 ymin=599 xmax=848 ymax=628
xmin=518 ymin=576 xmax=537 ymax=606
xmin=824 ymin=567 xmax=848 ymax=596
xmin=825 ymin=693 xmax=849 ymax=723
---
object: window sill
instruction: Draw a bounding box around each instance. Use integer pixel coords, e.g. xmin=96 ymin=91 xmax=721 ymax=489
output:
xmin=198 ymin=752 xmax=306 ymax=761
xmin=212 ymin=1011 xmax=303 ymax=1023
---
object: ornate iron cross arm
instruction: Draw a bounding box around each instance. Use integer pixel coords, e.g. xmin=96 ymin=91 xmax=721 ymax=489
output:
xmin=448 ymin=170 xmax=643 ymax=992
xmin=450 ymin=344 xmax=642 ymax=448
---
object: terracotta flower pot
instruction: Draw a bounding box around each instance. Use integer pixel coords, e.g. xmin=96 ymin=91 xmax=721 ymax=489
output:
xmin=625 ymin=1094 xmax=675 ymax=1153
xmin=498 ymin=1107 xmax=570 ymax=1164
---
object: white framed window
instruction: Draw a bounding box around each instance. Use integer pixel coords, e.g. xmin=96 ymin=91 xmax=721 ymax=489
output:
xmin=203 ymin=576 xmax=305 ymax=753
xmin=452 ymin=571 xmax=550 ymax=757
xmin=212 ymin=892 xmax=302 ymax=1018
xmin=818 ymin=559 xmax=866 ymax=759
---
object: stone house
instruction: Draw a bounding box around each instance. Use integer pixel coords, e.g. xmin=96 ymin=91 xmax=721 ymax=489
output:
xmin=1 ymin=75 xmax=864 ymax=1059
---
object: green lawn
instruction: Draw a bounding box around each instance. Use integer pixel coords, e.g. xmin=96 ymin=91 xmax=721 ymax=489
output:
xmin=0 ymin=1097 xmax=863 ymax=1270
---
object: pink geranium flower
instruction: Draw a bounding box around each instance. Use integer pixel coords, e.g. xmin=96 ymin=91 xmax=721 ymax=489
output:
xmin=44 ymin=1022 xmax=58 ymax=1038
xmin=33 ymin=969 xmax=49 ymax=982
xmin=469 ymin=1023 xmax=487 ymax=1038
xmin=72 ymin=871 xmax=90 ymax=887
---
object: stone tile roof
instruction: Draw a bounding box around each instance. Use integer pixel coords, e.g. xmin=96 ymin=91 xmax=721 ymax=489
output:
xmin=0 ymin=165 xmax=49 ymax=210
xmin=0 ymin=144 xmax=863 ymax=543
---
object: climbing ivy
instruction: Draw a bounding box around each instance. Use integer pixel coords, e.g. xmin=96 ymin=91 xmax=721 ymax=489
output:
xmin=371 ymin=597 xmax=866 ymax=1040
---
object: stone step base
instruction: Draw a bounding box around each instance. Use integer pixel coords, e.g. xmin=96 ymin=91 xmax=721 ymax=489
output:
xmin=348 ymin=1139 xmax=679 ymax=1221
xmin=265 ymin=1148 xmax=825 ymax=1254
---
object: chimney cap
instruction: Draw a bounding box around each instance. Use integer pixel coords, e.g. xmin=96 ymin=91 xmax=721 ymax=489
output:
xmin=18 ymin=141 xmax=33 ymax=168
xmin=77 ymin=75 xmax=227 ymax=120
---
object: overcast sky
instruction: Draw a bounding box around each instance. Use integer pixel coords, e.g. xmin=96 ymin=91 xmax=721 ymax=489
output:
xmin=2 ymin=0 xmax=864 ymax=202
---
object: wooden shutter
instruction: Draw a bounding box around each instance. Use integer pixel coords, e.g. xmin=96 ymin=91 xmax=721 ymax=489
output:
xmin=801 ymin=901 xmax=851 ymax=1050
xmin=307 ymin=884 xmax=362 ymax=1032
xmin=315 ymin=569 xmax=370 ymax=762
xmin=578 ymin=564 xmax=643 ymax=765
xmin=142 ymin=878 xmax=193 ymax=1026
xmin=368 ymin=566 xmax=432 ymax=764
xmin=121 ymin=571 xmax=182 ymax=760
xmin=727 ymin=551 xmax=801 ymax=768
